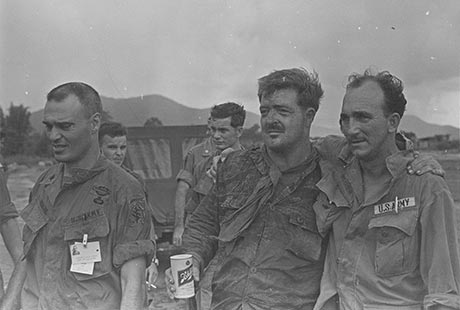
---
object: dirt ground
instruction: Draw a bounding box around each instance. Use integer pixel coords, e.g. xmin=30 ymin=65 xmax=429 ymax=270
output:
xmin=1 ymin=152 xmax=459 ymax=309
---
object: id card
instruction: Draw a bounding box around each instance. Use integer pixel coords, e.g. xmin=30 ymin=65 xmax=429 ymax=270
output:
xmin=70 ymin=241 xmax=101 ymax=264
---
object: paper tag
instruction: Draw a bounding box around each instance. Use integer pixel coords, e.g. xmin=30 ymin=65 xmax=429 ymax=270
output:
xmin=70 ymin=241 xmax=101 ymax=264
xmin=70 ymin=262 xmax=95 ymax=275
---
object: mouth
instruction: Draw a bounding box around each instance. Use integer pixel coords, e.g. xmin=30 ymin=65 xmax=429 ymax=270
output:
xmin=265 ymin=130 xmax=284 ymax=137
xmin=349 ymin=138 xmax=366 ymax=146
xmin=52 ymin=144 xmax=67 ymax=153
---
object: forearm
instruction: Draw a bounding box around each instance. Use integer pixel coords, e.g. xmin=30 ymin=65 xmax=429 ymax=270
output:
xmin=174 ymin=181 xmax=190 ymax=227
xmin=120 ymin=256 xmax=147 ymax=310
xmin=1 ymin=218 xmax=23 ymax=262
xmin=0 ymin=257 xmax=27 ymax=310
xmin=183 ymin=190 xmax=219 ymax=268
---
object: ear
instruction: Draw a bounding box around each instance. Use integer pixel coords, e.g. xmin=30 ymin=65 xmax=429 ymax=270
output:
xmin=304 ymin=107 xmax=316 ymax=125
xmin=90 ymin=113 xmax=101 ymax=134
xmin=235 ymin=126 xmax=244 ymax=138
xmin=388 ymin=112 xmax=400 ymax=133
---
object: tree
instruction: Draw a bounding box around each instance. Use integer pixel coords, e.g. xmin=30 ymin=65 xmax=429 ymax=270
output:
xmin=144 ymin=117 xmax=163 ymax=127
xmin=3 ymin=103 xmax=32 ymax=156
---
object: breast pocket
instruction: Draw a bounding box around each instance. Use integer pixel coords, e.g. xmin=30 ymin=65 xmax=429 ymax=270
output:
xmin=64 ymin=215 xmax=111 ymax=281
xmin=286 ymin=208 xmax=323 ymax=262
xmin=369 ymin=209 xmax=419 ymax=277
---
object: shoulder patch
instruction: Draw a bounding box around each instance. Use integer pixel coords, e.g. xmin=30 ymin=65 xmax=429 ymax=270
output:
xmin=128 ymin=198 xmax=146 ymax=225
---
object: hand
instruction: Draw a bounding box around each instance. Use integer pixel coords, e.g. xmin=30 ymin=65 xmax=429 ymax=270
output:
xmin=407 ymin=152 xmax=445 ymax=176
xmin=145 ymin=262 xmax=159 ymax=290
xmin=165 ymin=267 xmax=176 ymax=299
xmin=165 ymin=258 xmax=201 ymax=300
xmin=172 ymin=225 xmax=184 ymax=246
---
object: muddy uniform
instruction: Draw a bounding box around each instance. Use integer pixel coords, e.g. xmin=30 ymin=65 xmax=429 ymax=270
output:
xmin=313 ymin=139 xmax=460 ymax=309
xmin=21 ymin=158 xmax=154 ymax=310
xmin=183 ymin=146 xmax=327 ymax=310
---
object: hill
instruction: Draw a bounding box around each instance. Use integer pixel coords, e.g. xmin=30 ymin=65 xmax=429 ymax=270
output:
xmin=29 ymin=94 xmax=459 ymax=140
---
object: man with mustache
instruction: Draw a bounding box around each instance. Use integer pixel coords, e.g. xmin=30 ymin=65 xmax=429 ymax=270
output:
xmin=169 ymin=68 xmax=327 ymax=309
xmin=313 ymin=69 xmax=460 ymax=309
xmin=19 ymin=82 xmax=155 ymax=309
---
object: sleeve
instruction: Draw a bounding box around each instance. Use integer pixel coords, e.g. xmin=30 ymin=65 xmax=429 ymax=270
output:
xmin=0 ymin=170 xmax=19 ymax=223
xmin=419 ymin=178 xmax=460 ymax=309
xmin=112 ymin=184 xmax=155 ymax=268
xmin=182 ymin=184 xmax=220 ymax=272
xmin=176 ymin=150 xmax=196 ymax=186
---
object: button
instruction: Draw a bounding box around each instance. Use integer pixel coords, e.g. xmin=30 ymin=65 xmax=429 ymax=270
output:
xmin=296 ymin=216 xmax=304 ymax=224
xmin=250 ymin=267 xmax=257 ymax=273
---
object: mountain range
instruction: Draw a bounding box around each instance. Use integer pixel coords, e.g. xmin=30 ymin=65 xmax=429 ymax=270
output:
xmin=29 ymin=94 xmax=459 ymax=140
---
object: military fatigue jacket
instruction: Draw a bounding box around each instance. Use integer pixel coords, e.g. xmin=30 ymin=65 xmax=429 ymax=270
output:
xmin=21 ymin=158 xmax=154 ymax=310
xmin=313 ymin=138 xmax=460 ymax=310
xmin=183 ymin=146 xmax=327 ymax=310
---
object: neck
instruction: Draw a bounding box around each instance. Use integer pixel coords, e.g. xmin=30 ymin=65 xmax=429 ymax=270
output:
xmin=267 ymin=140 xmax=312 ymax=171
xmin=359 ymin=139 xmax=398 ymax=179
xmin=63 ymin=144 xmax=101 ymax=177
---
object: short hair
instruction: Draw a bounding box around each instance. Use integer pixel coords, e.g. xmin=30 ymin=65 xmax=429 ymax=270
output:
xmin=346 ymin=69 xmax=407 ymax=117
xmin=257 ymin=68 xmax=324 ymax=111
xmin=210 ymin=102 xmax=246 ymax=127
xmin=98 ymin=122 xmax=127 ymax=142
xmin=47 ymin=82 xmax=102 ymax=118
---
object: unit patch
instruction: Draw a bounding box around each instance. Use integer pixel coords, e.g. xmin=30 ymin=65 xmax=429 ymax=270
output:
xmin=128 ymin=198 xmax=146 ymax=225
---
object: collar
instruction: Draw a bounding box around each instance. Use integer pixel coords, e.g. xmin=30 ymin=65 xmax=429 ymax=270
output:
xmin=41 ymin=157 xmax=110 ymax=187
xmin=338 ymin=144 xmax=414 ymax=178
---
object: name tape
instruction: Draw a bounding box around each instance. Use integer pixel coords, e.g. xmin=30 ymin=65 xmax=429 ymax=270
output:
xmin=374 ymin=197 xmax=415 ymax=216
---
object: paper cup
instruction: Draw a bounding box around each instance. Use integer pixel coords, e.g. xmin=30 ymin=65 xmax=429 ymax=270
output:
xmin=170 ymin=254 xmax=195 ymax=298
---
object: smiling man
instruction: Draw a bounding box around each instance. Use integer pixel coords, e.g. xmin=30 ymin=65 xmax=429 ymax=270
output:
xmin=20 ymin=82 xmax=154 ymax=310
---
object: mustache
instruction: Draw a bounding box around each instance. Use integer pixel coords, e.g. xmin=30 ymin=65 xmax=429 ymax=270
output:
xmin=264 ymin=122 xmax=285 ymax=132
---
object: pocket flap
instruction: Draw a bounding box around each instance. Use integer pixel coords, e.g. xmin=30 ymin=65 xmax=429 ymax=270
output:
xmin=368 ymin=208 xmax=418 ymax=237
xmin=288 ymin=208 xmax=317 ymax=234
xmin=64 ymin=215 xmax=110 ymax=241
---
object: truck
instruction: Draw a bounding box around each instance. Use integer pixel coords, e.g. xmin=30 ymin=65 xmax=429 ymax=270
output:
xmin=124 ymin=125 xmax=208 ymax=246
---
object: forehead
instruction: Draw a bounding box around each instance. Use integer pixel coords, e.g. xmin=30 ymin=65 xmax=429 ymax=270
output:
xmin=101 ymin=135 xmax=127 ymax=145
xmin=43 ymin=95 xmax=86 ymax=121
xmin=209 ymin=116 xmax=232 ymax=128
xmin=342 ymin=81 xmax=385 ymax=112
xmin=260 ymin=88 xmax=299 ymax=107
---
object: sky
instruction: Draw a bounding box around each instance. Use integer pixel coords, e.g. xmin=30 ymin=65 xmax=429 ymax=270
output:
xmin=1 ymin=0 xmax=459 ymax=128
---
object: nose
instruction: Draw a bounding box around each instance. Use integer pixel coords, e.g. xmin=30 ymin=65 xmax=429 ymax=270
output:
xmin=48 ymin=127 xmax=62 ymax=141
xmin=342 ymin=118 xmax=361 ymax=136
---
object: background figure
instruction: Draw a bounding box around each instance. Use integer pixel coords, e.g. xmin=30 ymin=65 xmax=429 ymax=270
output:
xmin=173 ymin=119 xmax=215 ymax=247
xmin=186 ymin=102 xmax=246 ymax=310
xmin=98 ymin=121 xmax=159 ymax=290
xmin=313 ymin=69 xmax=460 ymax=309
xmin=19 ymin=82 xmax=154 ymax=310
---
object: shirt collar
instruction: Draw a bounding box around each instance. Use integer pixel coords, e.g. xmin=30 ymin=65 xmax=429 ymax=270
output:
xmin=337 ymin=143 xmax=414 ymax=178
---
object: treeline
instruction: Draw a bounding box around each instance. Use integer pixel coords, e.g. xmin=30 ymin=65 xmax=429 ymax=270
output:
xmin=0 ymin=103 xmax=52 ymax=159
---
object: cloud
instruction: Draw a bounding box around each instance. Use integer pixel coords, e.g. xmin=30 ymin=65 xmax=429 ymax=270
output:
xmin=1 ymin=0 xmax=459 ymax=127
